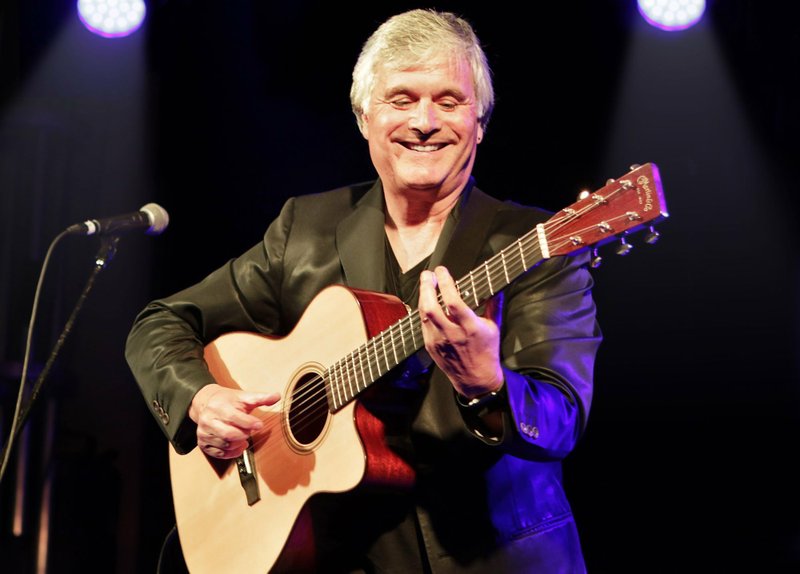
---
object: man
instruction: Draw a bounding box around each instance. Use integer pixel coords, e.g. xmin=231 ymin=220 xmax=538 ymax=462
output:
xmin=126 ymin=9 xmax=601 ymax=573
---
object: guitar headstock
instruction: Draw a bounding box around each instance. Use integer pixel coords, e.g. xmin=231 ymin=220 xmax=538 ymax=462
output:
xmin=544 ymin=162 xmax=669 ymax=259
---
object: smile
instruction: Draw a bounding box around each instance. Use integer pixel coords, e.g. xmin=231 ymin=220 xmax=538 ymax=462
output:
xmin=402 ymin=143 xmax=446 ymax=152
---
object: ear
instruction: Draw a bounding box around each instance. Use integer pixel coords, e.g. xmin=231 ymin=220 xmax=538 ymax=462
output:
xmin=476 ymin=124 xmax=484 ymax=144
xmin=359 ymin=114 xmax=370 ymax=139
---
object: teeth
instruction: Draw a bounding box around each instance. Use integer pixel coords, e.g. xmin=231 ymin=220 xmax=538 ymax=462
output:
xmin=409 ymin=144 xmax=441 ymax=152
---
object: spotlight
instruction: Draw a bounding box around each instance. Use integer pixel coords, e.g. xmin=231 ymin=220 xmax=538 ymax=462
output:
xmin=637 ymin=0 xmax=705 ymax=32
xmin=77 ymin=0 xmax=146 ymax=38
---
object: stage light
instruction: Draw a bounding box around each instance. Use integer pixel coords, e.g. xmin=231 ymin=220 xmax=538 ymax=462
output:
xmin=77 ymin=0 xmax=146 ymax=38
xmin=637 ymin=0 xmax=705 ymax=32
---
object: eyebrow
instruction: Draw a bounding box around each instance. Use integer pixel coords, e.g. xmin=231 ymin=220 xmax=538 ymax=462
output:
xmin=381 ymin=86 xmax=469 ymax=102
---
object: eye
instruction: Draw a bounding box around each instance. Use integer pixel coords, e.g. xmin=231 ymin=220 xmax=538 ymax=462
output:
xmin=389 ymin=97 xmax=414 ymax=110
xmin=438 ymin=101 xmax=458 ymax=111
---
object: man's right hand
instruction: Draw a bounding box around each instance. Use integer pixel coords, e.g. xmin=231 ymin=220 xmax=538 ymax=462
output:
xmin=189 ymin=384 xmax=280 ymax=459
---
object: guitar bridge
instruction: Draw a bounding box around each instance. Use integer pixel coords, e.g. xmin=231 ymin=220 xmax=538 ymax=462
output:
xmin=236 ymin=441 xmax=260 ymax=506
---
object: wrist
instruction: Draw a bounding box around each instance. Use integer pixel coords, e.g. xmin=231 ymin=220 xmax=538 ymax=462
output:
xmin=189 ymin=383 xmax=221 ymax=422
xmin=456 ymin=381 xmax=504 ymax=409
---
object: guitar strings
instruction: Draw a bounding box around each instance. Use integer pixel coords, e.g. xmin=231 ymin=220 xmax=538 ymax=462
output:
xmin=243 ymin=183 xmax=640 ymax=457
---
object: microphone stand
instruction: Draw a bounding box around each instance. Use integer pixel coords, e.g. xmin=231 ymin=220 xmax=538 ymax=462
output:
xmin=0 ymin=234 xmax=120 ymax=483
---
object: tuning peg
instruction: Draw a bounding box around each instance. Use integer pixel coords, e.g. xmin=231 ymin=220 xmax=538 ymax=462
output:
xmin=590 ymin=247 xmax=602 ymax=268
xmin=615 ymin=237 xmax=633 ymax=256
xmin=644 ymin=226 xmax=661 ymax=245
xmin=606 ymin=178 xmax=615 ymax=185
xmin=577 ymin=189 xmax=591 ymax=200
xmin=629 ymin=163 xmax=641 ymax=171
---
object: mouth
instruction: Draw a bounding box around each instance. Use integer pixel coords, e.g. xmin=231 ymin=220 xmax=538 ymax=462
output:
xmin=401 ymin=142 xmax=446 ymax=152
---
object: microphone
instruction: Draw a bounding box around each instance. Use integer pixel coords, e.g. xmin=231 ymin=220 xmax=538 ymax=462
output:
xmin=66 ymin=203 xmax=170 ymax=236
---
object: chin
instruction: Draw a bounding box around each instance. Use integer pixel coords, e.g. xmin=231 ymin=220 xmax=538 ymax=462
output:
xmin=397 ymin=169 xmax=446 ymax=189
xmin=401 ymin=180 xmax=444 ymax=194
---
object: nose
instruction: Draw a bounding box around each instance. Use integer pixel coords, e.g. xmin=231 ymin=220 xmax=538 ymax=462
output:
xmin=408 ymin=100 xmax=440 ymax=135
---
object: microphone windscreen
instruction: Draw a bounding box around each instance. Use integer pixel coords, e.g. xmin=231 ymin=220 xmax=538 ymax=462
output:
xmin=141 ymin=203 xmax=170 ymax=235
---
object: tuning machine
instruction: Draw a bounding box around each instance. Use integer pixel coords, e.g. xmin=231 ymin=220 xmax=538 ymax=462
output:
xmin=643 ymin=225 xmax=661 ymax=245
xmin=615 ymin=235 xmax=633 ymax=256
xmin=590 ymin=247 xmax=602 ymax=268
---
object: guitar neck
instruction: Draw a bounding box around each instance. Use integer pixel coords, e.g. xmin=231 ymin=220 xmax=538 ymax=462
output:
xmin=325 ymin=227 xmax=546 ymax=412
xmin=325 ymin=161 xmax=669 ymax=412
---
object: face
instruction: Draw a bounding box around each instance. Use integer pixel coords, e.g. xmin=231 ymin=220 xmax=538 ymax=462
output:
xmin=360 ymin=55 xmax=484 ymax=202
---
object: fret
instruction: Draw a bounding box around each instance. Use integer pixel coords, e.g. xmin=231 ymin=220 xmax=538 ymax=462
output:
xmin=353 ymin=349 xmax=363 ymax=395
xmin=409 ymin=314 xmax=420 ymax=348
xmin=346 ymin=351 xmax=357 ymax=400
xmin=322 ymin=371 xmax=334 ymax=410
xmin=397 ymin=317 xmax=408 ymax=356
xmin=501 ymin=250 xmax=510 ymax=285
xmin=335 ymin=360 xmax=345 ymax=406
xmin=380 ymin=333 xmax=391 ymax=373
xmin=337 ymin=356 xmax=347 ymax=403
xmin=469 ymin=271 xmax=479 ymax=307
xmin=483 ymin=260 xmax=494 ymax=296
xmin=329 ymin=363 xmax=340 ymax=409
xmin=326 ymin=369 xmax=336 ymax=410
xmin=356 ymin=346 xmax=367 ymax=393
xmin=389 ymin=324 xmax=399 ymax=366
xmin=365 ymin=339 xmax=376 ymax=381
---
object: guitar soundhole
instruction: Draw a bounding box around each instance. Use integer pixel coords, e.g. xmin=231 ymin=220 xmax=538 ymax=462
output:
xmin=287 ymin=371 xmax=329 ymax=447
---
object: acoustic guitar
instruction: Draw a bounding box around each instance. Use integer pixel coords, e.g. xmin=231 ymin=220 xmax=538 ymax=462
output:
xmin=169 ymin=162 xmax=668 ymax=573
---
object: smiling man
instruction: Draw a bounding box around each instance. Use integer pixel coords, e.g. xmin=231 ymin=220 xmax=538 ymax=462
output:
xmin=126 ymin=9 xmax=601 ymax=573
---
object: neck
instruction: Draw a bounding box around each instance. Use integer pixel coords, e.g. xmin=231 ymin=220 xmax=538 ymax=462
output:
xmin=383 ymin=185 xmax=463 ymax=272
xmin=383 ymin=183 xmax=464 ymax=229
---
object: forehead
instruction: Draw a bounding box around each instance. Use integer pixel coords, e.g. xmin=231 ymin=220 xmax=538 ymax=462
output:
xmin=374 ymin=55 xmax=474 ymax=93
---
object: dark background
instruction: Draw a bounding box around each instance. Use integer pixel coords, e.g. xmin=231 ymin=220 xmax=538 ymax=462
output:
xmin=1 ymin=1 xmax=798 ymax=572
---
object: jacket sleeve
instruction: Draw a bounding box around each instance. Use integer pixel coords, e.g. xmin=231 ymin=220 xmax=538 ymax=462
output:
xmin=124 ymin=198 xmax=296 ymax=453
xmin=457 ymin=251 xmax=601 ymax=461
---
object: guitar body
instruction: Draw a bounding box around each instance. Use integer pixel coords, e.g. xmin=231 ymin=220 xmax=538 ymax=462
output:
xmin=169 ymin=285 xmax=414 ymax=574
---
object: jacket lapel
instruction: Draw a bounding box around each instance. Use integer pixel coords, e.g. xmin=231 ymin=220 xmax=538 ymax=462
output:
xmin=336 ymin=181 xmax=387 ymax=292
xmin=431 ymin=179 xmax=503 ymax=281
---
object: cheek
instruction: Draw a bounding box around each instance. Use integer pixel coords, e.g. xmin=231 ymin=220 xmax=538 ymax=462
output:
xmin=362 ymin=112 xmax=395 ymax=142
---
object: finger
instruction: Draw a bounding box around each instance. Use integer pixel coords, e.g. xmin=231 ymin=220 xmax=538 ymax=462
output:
xmin=205 ymin=391 xmax=280 ymax=435
xmin=432 ymin=266 xmax=465 ymax=321
xmin=201 ymin=435 xmax=231 ymax=450
xmin=239 ymin=391 xmax=281 ymax=412
xmin=418 ymin=270 xmax=445 ymax=326
xmin=235 ymin=392 xmax=280 ymax=431
xmin=199 ymin=420 xmax=249 ymax=444
xmin=201 ymin=441 xmax=245 ymax=460
xmin=205 ymin=406 xmax=268 ymax=438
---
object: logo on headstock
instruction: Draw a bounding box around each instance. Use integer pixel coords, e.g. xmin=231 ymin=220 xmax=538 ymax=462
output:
xmin=637 ymin=175 xmax=654 ymax=212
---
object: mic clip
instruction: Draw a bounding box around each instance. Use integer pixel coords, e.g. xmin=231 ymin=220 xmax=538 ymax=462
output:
xmin=94 ymin=235 xmax=120 ymax=269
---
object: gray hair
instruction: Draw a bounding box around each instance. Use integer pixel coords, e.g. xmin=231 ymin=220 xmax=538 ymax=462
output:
xmin=350 ymin=9 xmax=495 ymax=132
